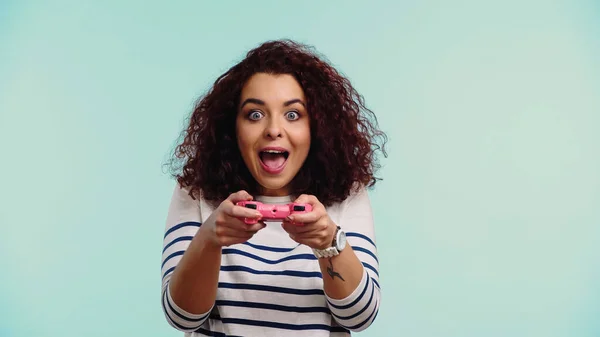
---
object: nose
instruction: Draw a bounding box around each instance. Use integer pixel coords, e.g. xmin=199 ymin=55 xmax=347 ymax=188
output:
xmin=263 ymin=117 xmax=282 ymax=139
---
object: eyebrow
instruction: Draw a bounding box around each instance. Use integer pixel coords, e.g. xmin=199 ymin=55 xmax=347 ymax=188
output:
xmin=239 ymin=98 xmax=305 ymax=109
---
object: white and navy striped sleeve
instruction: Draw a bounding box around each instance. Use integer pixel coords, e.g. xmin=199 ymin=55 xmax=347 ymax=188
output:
xmin=160 ymin=183 xmax=212 ymax=332
xmin=325 ymin=186 xmax=381 ymax=332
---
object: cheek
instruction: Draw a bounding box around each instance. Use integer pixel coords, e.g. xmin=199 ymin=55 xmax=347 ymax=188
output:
xmin=300 ymin=122 xmax=312 ymax=148
xmin=237 ymin=127 xmax=266 ymax=164
xmin=290 ymin=124 xmax=311 ymax=152
xmin=237 ymin=135 xmax=254 ymax=155
xmin=236 ymin=131 xmax=253 ymax=158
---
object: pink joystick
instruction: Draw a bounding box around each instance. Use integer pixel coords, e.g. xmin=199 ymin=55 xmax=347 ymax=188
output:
xmin=236 ymin=201 xmax=312 ymax=225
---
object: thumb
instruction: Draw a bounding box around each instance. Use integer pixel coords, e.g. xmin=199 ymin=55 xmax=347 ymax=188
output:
xmin=228 ymin=190 xmax=253 ymax=204
xmin=294 ymin=194 xmax=317 ymax=206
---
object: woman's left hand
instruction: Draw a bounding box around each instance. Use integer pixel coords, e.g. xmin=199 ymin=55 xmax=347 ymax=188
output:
xmin=281 ymin=194 xmax=337 ymax=250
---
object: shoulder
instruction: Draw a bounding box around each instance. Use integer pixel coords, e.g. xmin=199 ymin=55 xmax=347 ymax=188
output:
xmin=339 ymin=182 xmax=371 ymax=210
xmin=167 ymin=182 xmax=218 ymax=225
xmin=325 ymin=183 xmax=372 ymax=219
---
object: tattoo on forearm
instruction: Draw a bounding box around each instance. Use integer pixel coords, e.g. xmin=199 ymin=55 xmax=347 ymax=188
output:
xmin=326 ymin=258 xmax=345 ymax=281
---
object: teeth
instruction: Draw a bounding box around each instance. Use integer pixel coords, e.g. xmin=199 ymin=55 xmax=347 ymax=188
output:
xmin=263 ymin=150 xmax=285 ymax=154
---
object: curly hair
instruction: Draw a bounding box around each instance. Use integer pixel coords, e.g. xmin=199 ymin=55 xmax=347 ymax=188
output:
xmin=167 ymin=39 xmax=388 ymax=207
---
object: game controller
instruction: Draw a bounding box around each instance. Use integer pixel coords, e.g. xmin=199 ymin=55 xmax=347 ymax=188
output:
xmin=236 ymin=201 xmax=312 ymax=224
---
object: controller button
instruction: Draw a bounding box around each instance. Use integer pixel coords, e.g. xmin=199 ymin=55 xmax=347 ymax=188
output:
xmin=245 ymin=204 xmax=257 ymax=209
xmin=293 ymin=205 xmax=305 ymax=211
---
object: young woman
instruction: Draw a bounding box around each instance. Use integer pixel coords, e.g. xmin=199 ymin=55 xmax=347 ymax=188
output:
xmin=161 ymin=39 xmax=388 ymax=336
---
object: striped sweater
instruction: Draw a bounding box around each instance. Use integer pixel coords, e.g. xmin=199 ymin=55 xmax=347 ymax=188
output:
xmin=161 ymin=184 xmax=381 ymax=336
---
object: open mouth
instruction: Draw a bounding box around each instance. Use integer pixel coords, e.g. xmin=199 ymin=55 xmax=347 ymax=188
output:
xmin=259 ymin=149 xmax=289 ymax=171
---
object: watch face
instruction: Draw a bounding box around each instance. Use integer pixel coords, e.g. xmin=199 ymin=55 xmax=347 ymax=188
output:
xmin=336 ymin=230 xmax=347 ymax=250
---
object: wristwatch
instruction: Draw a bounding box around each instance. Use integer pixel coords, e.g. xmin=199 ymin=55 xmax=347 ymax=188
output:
xmin=312 ymin=226 xmax=347 ymax=258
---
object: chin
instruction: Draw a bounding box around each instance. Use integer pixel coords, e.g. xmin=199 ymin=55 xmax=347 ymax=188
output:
xmin=255 ymin=177 xmax=293 ymax=196
xmin=250 ymin=165 xmax=295 ymax=195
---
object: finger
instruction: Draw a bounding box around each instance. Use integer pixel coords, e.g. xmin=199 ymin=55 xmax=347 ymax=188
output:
xmin=292 ymin=230 xmax=333 ymax=248
xmin=227 ymin=204 xmax=263 ymax=219
xmin=288 ymin=194 xmax=325 ymax=223
xmin=215 ymin=226 xmax=256 ymax=240
xmin=222 ymin=223 xmax=265 ymax=246
xmin=219 ymin=191 xmax=261 ymax=222
xmin=281 ymin=221 xmax=299 ymax=235
xmin=227 ymin=190 xmax=254 ymax=203
xmin=293 ymin=227 xmax=327 ymax=239
xmin=291 ymin=220 xmax=334 ymax=239
xmin=293 ymin=194 xmax=317 ymax=205
xmin=288 ymin=209 xmax=323 ymax=224
xmin=218 ymin=236 xmax=254 ymax=247
xmin=292 ymin=222 xmax=321 ymax=233
xmin=297 ymin=237 xmax=332 ymax=250
xmin=288 ymin=233 xmax=324 ymax=247
xmin=219 ymin=213 xmax=262 ymax=231
xmin=293 ymin=194 xmax=326 ymax=212
xmin=245 ymin=221 xmax=267 ymax=232
xmin=282 ymin=218 xmax=323 ymax=233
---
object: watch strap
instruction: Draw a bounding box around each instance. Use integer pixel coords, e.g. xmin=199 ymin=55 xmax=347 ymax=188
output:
xmin=312 ymin=246 xmax=340 ymax=258
xmin=312 ymin=226 xmax=341 ymax=259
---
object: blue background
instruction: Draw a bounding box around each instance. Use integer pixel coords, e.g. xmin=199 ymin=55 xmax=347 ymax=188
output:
xmin=1 ymin=1 xmax=599 ymax=336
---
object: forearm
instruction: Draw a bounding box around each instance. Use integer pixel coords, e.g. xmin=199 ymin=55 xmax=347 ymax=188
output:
xmin=169 ymin=227 xmax=222 ymax=315
xmin=318 ymin=245 xmax=364 ymax=299
xmin=312 ymin=186 xmax=380 ymax=331
xmin=319 ymin=245 xmax=380 ymax=332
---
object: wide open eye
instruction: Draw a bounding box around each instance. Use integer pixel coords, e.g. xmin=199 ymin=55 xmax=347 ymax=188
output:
xmin=248 ymin=110 xmax=264 ymax=121
xmin=285 ymin=111 xmax=300 ymax=121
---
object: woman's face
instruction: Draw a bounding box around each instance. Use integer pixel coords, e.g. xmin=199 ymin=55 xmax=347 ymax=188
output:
xmin=236 ymin=73 xmax=311 ymax=196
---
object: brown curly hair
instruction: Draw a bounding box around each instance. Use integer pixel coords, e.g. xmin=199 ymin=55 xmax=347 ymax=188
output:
xmin=167 ymin=39 xmax=388 ymax=207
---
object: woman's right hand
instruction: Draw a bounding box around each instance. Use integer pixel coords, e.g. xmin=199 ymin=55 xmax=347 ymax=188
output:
xmin=201 ymin=190 xmax=265 ymax=247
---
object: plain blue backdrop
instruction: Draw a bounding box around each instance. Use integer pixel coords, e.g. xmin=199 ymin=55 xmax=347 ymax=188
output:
xmin=1 ymin=1 xmax=599 ymax=336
